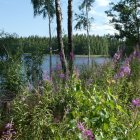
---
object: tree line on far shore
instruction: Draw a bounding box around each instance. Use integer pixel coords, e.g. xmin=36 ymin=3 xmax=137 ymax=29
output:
xmin=0 ymin=33 xmax=122 ymax=57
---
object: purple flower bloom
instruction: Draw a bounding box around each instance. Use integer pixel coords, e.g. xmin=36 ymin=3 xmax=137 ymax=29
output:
xmin=131 ymin=48 xmax=140 ymax=60
xmin=5 ymin=123 xmax=13 ymax=129
xmin=119 ymin=71 xmax=125 ymax=78
xmin=123 ymin=66 xmax=131 ymax=75
xmin=114 ymin=53 xmax=120 ymax=60
xmin=124 ymin=58 xmax=130 ymax=65
xmin=132 ymin=99 xmax=140 ymax=107
xmin=77 ymin=122 xmax=94 ymax=140
xmin=4 ymin=130 xmax=11 ymax=135
xmin=114 ymin=62 xmax=131 ymax=79
xmin=119 ymin=65 xmax=131 ymax=75
xmin=77 ymin=122 xmax=85 ymax=132
xmin=59 ymin=73 xmax=65 ymax=79
xmin=113 ymin=50 xmax=122 ymax=62
xmin=84 ymin=130 xmax=94 ymax=140
xmin=12 ymin=131 xmax=17 ymax=135
xmin=2 ymin=122 xmax=16 ymax=139
xmin=84 ymin=129 xmax=93 ymax=136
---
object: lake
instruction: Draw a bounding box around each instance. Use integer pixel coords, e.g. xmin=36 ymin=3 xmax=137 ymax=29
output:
xmin=0 ymin=55 xmax=109 ymax=85
xmin=0 ymin=55 xmax=109 ymax=91
xmin=41 ymin=55 xmax=109 ymax=73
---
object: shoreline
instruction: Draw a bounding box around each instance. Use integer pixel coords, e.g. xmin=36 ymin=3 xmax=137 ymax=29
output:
xmin=23 ymin=53 xmax=109 ymax=58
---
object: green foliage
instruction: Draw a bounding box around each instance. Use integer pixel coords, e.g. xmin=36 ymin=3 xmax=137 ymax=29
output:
xmin=1 ymin=37 xmax=140 ymax=139
xmin=0 ymin=33 xmax=121 ymax=56
xmin=31 ymin=0 xmax=55 ymax=19
xmin=75 ymin=0 xmax=94 ymax=31
xmin=0 ymin=56 xmax=25 ymax=94
xmin=75 ymin=0 xmax=95 ymax=64
xmin=106 ymin=0 xmax=140 ymax=45
xmin=24 ymin=53 xmax=44 ymax=88
xmin=11 ymin=92 xmax=53 ymax=140
xmin=130 ymin=58 xmax=140 ymax=84
xmin=3 ymin=59 xmax=139 ymax=139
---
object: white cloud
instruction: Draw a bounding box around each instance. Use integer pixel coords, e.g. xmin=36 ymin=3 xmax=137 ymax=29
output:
xmin=96 ymin=0 xmax=110 ymax=7
xmin=74 ymin=23 xmax=119 ymax=36
xmin=89 ymin=10 xmax=107 ymax=21
xmin=90 ymin=23 xmax=119 ymax=35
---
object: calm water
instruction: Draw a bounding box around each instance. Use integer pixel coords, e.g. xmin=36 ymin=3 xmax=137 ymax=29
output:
xmin=0 ymin=55 xmax=109 ymax=90
xmin=41 ymin=55 xmax=109 ymax=72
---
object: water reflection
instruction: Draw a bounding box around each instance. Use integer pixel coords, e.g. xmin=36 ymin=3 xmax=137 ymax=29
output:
xmin=41 ymin=55 xmax=109 ymax=72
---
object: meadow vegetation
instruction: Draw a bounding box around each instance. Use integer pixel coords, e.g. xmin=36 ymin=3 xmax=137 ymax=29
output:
xmin=0 ymin=47 xmax=140 ymax=140
xmin=0 ymin=0 xmax=140 ymax=139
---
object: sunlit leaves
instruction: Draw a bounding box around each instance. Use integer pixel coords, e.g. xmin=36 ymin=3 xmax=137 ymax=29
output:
xmin=106 ymin=0 xmax=140 ymax=44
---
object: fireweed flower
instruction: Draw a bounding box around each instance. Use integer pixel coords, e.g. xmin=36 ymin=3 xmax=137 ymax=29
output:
xmin=77 ymin=122 xmax=85 ymax=131
xmin=84 ymin=130 xmax=94 ymax=140
xmin=119 ymin=71 xmax=125 ymax=78
xmin=130 ymin=48 xmax=140 ymax=60
xmin=133 ymin=49 xmax=140 ymax=58
xmin=2 ymin=122 xmax=16 ymax=139
xmin=59 ymin=73 xmax=65 ymax=79
xmin=77 ymin=122 xmax=94 ymax=140
xmin=120 ymin=65 xmax=131 ymax=75
xmin=113 ymin=50 xmax=122 ymax=62
xmin=114 ymin=62 xmax=131 ymax=79
xmin=124 ymin=57 xmax=131 ymax=65
xmin=114 ymin=48 xmax=140 ymax=80
xmin=5 ymin=123 xmax=13 ymax=129
xmin=132 ymin=99 xmax=140 ymax=107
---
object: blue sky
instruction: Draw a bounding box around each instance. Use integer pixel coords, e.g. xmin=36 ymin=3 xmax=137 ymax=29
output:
xmin=0 ymin=0 xmax=118 ymax=37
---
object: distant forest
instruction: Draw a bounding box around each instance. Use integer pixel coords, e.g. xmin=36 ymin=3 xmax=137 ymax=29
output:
xmin=0 ymin=33 xmax=122 ymax=57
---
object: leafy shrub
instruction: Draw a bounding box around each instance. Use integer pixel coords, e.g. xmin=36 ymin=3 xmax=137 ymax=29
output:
xmin=11 ymin=91 xmax=53 ymax=140
xmin=7 ymin=74 xmax=139 ymax=140
xmin=1 ymin=56 xmax=25 ymax=94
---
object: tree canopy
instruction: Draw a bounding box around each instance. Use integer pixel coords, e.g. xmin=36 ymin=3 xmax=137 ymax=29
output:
xmin=106 ymin=0 xmax=140 ymax=46
xmin=31 ymin=0 xmax=55 ymax=18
